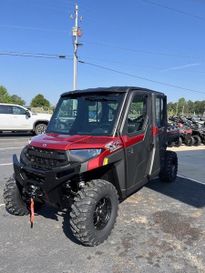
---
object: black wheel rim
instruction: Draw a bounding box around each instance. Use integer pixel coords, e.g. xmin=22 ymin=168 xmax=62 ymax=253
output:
xmin=93 ymin=197 xmax=112 ymax=230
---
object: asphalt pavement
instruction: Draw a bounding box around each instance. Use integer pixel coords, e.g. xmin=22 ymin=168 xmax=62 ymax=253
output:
xmin=0 ymin=134 xmax=205 ymax=273
xmin=170 ymin=146 xmax=205 ymax=183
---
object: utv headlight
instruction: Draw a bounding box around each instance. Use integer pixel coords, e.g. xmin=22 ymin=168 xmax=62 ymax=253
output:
xmin=68 ymin=149 xmax=102 ymax=163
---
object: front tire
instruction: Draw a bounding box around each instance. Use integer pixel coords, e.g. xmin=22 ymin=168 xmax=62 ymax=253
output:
xmin=70 ymin=179 xmax=119 ymax=246
xmin=193 ymin=135 xmax=201 ymax=146
xmin=160 ymin=151 xmax=178 ymax=182
xmin=3 ymin=177 xmax=29 ymax=216
xmin=34 ymin=123 xmax=47 ymax=135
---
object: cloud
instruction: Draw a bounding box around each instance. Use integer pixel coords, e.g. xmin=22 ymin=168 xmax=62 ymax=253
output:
xmin=161 ymin=63 xmax=200 ymax=72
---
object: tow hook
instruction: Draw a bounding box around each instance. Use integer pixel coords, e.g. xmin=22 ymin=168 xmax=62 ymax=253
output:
xmin=30 ymin=198 xmax=35 ymax=228
xmin=27 ymin=184 xmax=43 ymax=199
xmin=26 ymin=185 xmax=42 ymax=228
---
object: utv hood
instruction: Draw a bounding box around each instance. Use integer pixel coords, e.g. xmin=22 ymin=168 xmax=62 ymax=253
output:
xmin=30 ymin=133 xmax=116 ymax=150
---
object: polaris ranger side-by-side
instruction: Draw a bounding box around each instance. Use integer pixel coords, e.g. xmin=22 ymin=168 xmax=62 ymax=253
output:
xmin=4 ymin=87 xmax=178 ymax=246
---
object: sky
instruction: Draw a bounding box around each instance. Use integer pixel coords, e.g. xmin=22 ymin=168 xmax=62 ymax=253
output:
xmin=0 ymin=0 xmax=205 ymax=105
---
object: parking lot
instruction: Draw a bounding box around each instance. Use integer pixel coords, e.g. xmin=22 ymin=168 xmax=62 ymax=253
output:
xmin=0 ymin=134 xmax=205 ymax=273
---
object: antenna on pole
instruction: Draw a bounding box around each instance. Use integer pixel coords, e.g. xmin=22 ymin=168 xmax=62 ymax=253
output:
xmin=71 ymin=2 xmax=83 ymax=90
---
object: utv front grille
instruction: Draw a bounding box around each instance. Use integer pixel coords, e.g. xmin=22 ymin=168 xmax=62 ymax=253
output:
xmin=25 ymin=146 xmax=68 ymax=170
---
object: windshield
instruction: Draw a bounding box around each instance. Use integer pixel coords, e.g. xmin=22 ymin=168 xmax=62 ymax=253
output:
xmin=47 ymin=92 xmax=125 ymax=136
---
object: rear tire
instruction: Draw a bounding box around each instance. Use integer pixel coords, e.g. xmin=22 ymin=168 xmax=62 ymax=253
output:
xmin=168 ymin=141 xmax=174 ymax=147
xmin=34 ymin=123 xmax=47 ymax=135
xmin=3 ymin=177 xmax=29 ymax=216
xmin=160 ymin=151 xmax=178 ymax=183
xmin=184 ymin=135 xmax=194 ymax=146
xmin=190 ymin=136 xmax=195 ymax=146
xmin=70 ymin=179 xmax=119 ymax=246
xmin=175 ymin=136 xmax=182 ymax=147
xmin=193 ymin=135 xmax=201 ymax=146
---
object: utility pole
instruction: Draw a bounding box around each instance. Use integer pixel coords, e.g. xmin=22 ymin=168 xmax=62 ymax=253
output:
xmin=72 ymin=3 xmax=82 ymax=90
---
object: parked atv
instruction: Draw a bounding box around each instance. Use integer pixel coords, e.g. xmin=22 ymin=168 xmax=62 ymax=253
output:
xmin=4 ymin=87 xmax=178 ymax=246
xmin=192 ymin=128 xmax=205 ymax=146
xmin=167 ymin=124 xmax=180 ymax=147
xmin=178 ymin=125 xmax=194 ymax=146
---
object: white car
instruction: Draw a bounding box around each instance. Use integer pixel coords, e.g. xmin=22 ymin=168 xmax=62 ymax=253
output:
xmin=0 ymin=103 xmax=52 ymax=135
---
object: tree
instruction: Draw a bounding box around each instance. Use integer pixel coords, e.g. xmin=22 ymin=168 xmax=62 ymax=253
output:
xmin=187 ymin=100 xmax=194 ymax=115
xmin=167 ymin=102 xmax=177 ymax=116
xmin=0 ymin=86 xmax=11 ymax=103
xmin=30 ymin=94 xmax=50 ymax=108
xmin=167 ymin=98 xmax=205 ymax=116
xmin=193 ymin=100 xmax=205 ymax=115
xmin=10 ymin=95 xmax=25 ymax=106
xmin=177 ymin=97 xmax=186 ymax=115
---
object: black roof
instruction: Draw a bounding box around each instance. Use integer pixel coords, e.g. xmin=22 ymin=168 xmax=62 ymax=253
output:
xmin=61 ymin=86 xmax=165 ymax=97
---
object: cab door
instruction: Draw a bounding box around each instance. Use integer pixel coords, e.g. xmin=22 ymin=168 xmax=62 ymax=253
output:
xmin=150 ymin=95 xmax=167 ymax=176
xmin=11 ymin=106 xmax=32 ymax=130
xmin=120 ymin=92 xmax=153 ymax=194
xmin=0 ymin=105 xmax=13 ymax=130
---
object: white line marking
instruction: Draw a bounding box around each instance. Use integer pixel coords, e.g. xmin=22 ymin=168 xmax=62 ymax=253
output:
xmin=0 ymin=138 xmax=30 ymax=141
xmin=178 ymin=174 xmax=205 ymax=185
xmin=169 ymin=146 xmax=205 ymax=152
xmin=0 ymin=163 xmax=12 ymax=166
xmin=0 ymin=146 xmax=23 ymax=151
xmin=0 ymin=204 xmax=5 ymax=207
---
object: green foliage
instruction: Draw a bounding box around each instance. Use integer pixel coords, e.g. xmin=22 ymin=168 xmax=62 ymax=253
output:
xmin=167 ymin=102 xmax=176 ymax=116
xmin=10 ymin=95 xmax=25 ymax=106
xmin=0 ymin=85 xmax=52 ymax=110
xmin=0 ymin=85 xmax=25 ymax=105
xmin=0 ymin=86 xmax=12 ymax=103
xmin=177 ymin=97 xmax=186 ymax=114
xmin=30 ymin=94 xmax=50 ymax=108
xmin=168 ymin=97 xmax=205 ymax=116
xmin=187 ymin=100 xmax=194 ymax=114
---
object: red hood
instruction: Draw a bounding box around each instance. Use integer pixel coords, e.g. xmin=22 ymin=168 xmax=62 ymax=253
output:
xmin=30 ymin=133 xmax=117 ymax=150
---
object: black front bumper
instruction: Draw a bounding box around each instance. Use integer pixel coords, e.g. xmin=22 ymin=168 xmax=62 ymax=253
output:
xmin=13 ymin=154 xmax=81 ymax=206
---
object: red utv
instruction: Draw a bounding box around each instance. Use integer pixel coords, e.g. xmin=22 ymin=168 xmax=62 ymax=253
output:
xmin=4 ymin=87 xmax=178 ymax=246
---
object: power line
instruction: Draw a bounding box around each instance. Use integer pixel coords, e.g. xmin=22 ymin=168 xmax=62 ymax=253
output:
xmin=81 ymin=55 xmax=205 ymax=75
xmin=140 ymin=0 xmax=205 ymax=21
xmin=83 ymin=40 xmax=205 ymax=62
xmin=0 ymin=51 xmax=72 ymax=60
xmin=1 ymin=50 xmax=204 ymax=95
xmin=79 ymin=60 xmax=205 ymax=95
xmin=80 ymin=55 xmax=205 ymax=74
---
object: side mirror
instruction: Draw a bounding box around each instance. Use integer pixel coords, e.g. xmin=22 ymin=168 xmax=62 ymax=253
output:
xmin=26 ymin=110 xmax=31 ymax=118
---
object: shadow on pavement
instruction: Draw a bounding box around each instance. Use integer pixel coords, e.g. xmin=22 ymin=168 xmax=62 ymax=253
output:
xmin=38 ymin=205 xmax=81 ymax=245
xmin=34 ymin=176 xmax=205 ymax=245
xmin=0 ymin=132 xmax=32 ymax=138
xmin=147 ymin=176 xmax=205 ymax=208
